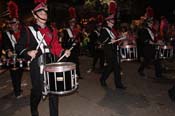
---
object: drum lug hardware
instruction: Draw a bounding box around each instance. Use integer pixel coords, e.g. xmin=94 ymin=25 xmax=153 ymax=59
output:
xmin=42 ymin=95 xmax=48 ymax=101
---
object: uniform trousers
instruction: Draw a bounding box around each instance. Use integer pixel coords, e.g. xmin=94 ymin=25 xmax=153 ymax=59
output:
xmin=100 ymin=51 xmax=123 ymax=88
xmin=92 ymin=48 xmax=105 ymax=70
xmin=10 ymin=68 xmax=23 ymax=96
xmin=30 ymin=60 xmax=58 ymax=116
xmin=138 ymin=44 xmax=162 ymax=78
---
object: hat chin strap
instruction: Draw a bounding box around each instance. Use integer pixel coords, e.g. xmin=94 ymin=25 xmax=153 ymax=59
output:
xmin=35 ymin=13 xmax=47 ymax=21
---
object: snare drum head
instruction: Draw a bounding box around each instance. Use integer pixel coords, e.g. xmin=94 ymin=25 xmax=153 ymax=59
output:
xmin=44 ymin=62 xmax=76 ymax=72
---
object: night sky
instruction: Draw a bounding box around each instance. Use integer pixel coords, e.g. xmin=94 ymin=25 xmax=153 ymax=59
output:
xmin=149 ymin=0 xmax=174 ymax=22
xmin=1 ymin=0 xmax=175 ymax=23
xmin=35 ymin=0 xmax=175 ymax=23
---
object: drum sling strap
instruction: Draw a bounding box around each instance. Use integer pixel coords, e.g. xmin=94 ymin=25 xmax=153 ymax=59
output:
xmin=101 ymin=27 xmax=116 ymax=45
xmin=146 ymin=28 xmax=154 ymax=42
xmin=66 ymin=28 xmax=74 ymax=42
xmin=28 ymin=26 xmax=50 ymax=54
xmin=103 ymin=27 xmax=115 ymax=40
xmin=66 ymin=28 xmax=74 ymax=39
xmin=6 ymin=31 xmax=16 ymax=49
xmin=94 ymin=30 xmax=100 ymax=37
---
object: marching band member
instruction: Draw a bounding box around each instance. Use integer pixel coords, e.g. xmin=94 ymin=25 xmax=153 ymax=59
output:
xmin=99 ymin=1 xmax=126 ymax=89
xmin=138 ymin=18 xmax=163 ymax=79
xmin=87 ymin=14 xmax=105 ymax=73
xmin=61 ymin=7 xmax=82 ymax=79
xmin=16 ymin=0 xmax=70 ymax=116
xmin=2 ymin=1 xmax=23 ymax=99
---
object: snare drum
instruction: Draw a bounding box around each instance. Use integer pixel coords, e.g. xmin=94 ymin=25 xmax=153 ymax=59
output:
xmin=159 ymin=45 xmax=173 ymax=59
xmin=43 ymin=62 xmax=78 ymax=95
xmin=120 ymin=45 xmax=137 ymax=62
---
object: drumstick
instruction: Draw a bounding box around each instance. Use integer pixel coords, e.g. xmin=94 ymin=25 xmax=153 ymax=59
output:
xmin=57 ymin=43 xmax=76 ymax=62
xmin=31 ymin=34 xmax=45 ymax=61
xmin=108 ymin=36 xmax=127 ymax=44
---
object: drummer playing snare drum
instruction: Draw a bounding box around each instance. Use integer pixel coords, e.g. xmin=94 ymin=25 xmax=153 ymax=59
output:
xmin=138 ymin=18 xmax=164 ymax=79
xmin=16 ymin=1 xmax=70 ymax=116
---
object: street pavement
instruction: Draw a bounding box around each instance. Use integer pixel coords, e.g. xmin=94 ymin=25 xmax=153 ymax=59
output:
xmin=0 ymin=56 xmax=175 ymax=116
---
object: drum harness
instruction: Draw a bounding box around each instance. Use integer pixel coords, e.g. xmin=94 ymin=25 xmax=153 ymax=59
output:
xmin=6 ymin=31 xmax=16 ymax=50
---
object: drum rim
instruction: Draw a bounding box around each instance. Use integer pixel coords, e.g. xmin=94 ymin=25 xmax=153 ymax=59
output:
xmin=46 ymin=86 xmax=79 ymax=96
xmin=44 ymin=62 xmax=76 ymax=72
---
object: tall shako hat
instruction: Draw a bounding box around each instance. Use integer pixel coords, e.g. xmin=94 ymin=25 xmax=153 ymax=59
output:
xmin=68 ymin=7 xmax=76 ymax=22
xmin=32 ymin=0 xmax=47 ymax=13
xmin=105 ymin=0 xmax=117 ymax=21
xmin=145 ymin=6 xmax=154 ymax=19
xmin=7 ymin=0 xmax=19 ymax=24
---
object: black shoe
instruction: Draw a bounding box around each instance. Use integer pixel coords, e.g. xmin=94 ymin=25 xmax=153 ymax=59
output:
xmin=116 ymin=85 xmax=127 ymax=90
xmin=100 ymin=79 xmax=107 ymax=87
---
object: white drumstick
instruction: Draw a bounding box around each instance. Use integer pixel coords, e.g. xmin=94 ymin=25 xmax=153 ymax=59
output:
xmin=31 ymin=34 xmax=45 ymax=61
xmin=57 ymin=43 xmax=76 ymax=62
xmin=108 ymin=36 xmax=127 ymax=44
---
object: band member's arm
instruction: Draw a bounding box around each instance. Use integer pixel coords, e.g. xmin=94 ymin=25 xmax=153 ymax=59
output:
xmin=2 ymin=32 xmax=12 ymax=51
xmin=2 ymin=32 xmax=14 ymax=58
xmin=15 ymin=26 xmax=33 ymax=60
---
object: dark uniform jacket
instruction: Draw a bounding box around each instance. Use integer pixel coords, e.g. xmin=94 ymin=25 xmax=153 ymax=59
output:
xmin=3 ymin=31 xmax=15 ymax=50
xmin=139 ymin=27 xmax=156 ymax=59
xmin=62 ymin=28 xmax=80 ymax=57
xmin=2 ymin=30 xmax=19 ymax=58
xmin=99 ymin=26 xmax=118 ymax=59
